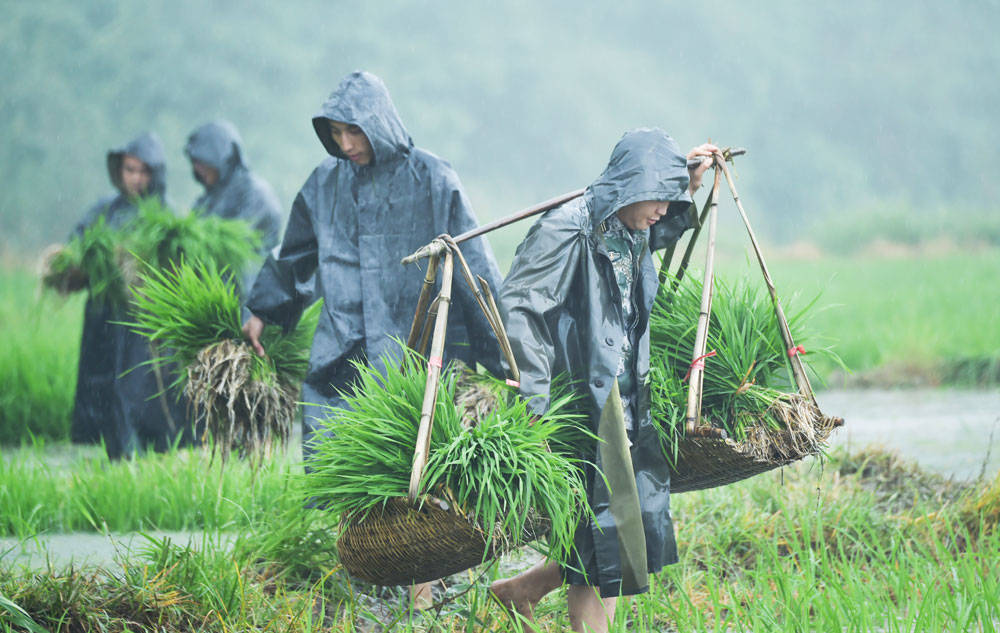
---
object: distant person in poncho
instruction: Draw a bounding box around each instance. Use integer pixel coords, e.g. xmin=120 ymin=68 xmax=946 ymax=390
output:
xmin=491 ymin=129 xmax=717 ymax=633
xmin=240 ymin=70 xmax=504 ymax=607
xmin=68 ymin=132 xmax=189 ymax=459
xmin=184 ymin=120 xmax=283 ymax=292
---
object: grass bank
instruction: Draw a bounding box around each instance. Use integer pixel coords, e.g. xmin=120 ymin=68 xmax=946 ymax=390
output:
xmin=0 ymin=442 xmax=301 ymax=538
xmin=2 ymin=445 xmax=998 ymax=631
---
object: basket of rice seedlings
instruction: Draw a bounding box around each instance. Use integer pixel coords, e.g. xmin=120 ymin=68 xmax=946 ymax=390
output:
xmin=651 ymin=273 xmax=843 ymax=492
xmin=127 ymin=259 xmax=321 ymax=464
xmin=302 ymin=346 xmax=592 ymax=586
xmin=40 ymin=216 xmax=129 ymax=305
xmin=649 ymin=150 xmax=843 ymax=493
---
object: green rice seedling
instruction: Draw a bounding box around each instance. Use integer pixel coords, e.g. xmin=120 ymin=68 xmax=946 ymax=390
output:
xmin=650 ymin=272 xmax=842 ymax=463
xmin=301 ymin=346 xmax=592 ymax=563
xmin=42 ymin=215 xmax=128 ymax=306
xmin=127 ymin=259 xmax=321 ymax=464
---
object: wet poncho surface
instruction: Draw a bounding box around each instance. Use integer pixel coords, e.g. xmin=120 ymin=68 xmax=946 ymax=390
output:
xmin=245 ymin=71 xmax=503 ymax=457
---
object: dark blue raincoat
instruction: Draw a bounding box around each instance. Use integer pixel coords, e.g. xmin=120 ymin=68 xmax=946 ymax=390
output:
xmin=70 ymin=132 xmax=188 ymax=458
xmin=245 ymin=71 xmax=503 ymax=460
xmin=500 ymin=129 xmax=698 ymax=597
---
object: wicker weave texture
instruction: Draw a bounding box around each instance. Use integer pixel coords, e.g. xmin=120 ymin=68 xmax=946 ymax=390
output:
xmin=338 ymin=498 xmax=493 ymax=585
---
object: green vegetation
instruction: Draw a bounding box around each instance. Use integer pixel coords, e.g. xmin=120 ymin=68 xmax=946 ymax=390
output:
xmin=128 ymin=259 xmax=317 ymax=387
xmin=126 ymin=198 xmax=262 ymax=275
xmin=2 ymin=445 xmax=998 ymax=631
xmin=2 ymin=2 xmax=999 ymax=252
xmin=127 ymin=259 xmax=320 ymax=462
xmin=42 ymin=198 xmax=262 ymax=309
xmin=0 ymin=441 xmax=301 ymax=539
xmin=0 ymin=269 xmax=82 ymax=444
xmin=303 ymin=348 xmax=590 ymax=562
xmin=753 ymin=250 xmax=1000 ymax=386
xmin=42 ymin=215 xmax=124 ymax=304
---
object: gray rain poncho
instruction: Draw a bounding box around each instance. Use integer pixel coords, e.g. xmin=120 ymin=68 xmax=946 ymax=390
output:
xmin=499 ymin=128 xmax=697 ymax=597
xmin=69 ymin=132 xmax=189 ymax=458
xmin=245 ymin=71 xmax=503 ymax=459
xmin=184 ymin=120 xmax=282 ymax=254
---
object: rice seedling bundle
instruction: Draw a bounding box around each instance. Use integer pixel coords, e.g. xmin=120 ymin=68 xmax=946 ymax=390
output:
xmin=650 ymin=272 xmax=842 ymax=469
xmin=127 ymin=260 xmax=320 ymax=464
xmin=302 ymin=346 xmax=592 ymax=583
xmin=41 ymin=216 xmax=128 ymax=305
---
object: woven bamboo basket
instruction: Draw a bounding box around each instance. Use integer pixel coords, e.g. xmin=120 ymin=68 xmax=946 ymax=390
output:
xmin=659 ymin=149 xmax=844 ymax=493
xmin=336 ymin=238 xmax=546 ymax=586
xmin=339 ymin=498 xmax=549 ymax=586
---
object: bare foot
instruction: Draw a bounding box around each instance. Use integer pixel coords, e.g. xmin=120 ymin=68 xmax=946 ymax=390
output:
xmin=489 ymin=561 xmax=562 ymax=628
xmin=410 ymin=581 xmax=434 ymax=611
xmin=489 ymin=576 xmax=541 ymax=623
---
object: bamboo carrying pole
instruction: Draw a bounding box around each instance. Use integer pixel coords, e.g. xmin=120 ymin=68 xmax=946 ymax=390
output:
xmin=401 ymin=190 xmax=585 ymax=266
xmin=684 ymin=163 xmax=723 ymax=432
xmin=408 ymin=250 xmax=455 ymax=503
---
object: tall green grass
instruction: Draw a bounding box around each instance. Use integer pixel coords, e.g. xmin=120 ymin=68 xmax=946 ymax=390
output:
xmin=0 ymin=268 xmax=83 ymax=444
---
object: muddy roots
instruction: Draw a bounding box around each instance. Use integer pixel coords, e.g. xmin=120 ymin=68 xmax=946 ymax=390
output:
xmin=737 ymin=393 xmax=842 ymax=462
xmin=185 ymin=339 xmax=298 ymax=467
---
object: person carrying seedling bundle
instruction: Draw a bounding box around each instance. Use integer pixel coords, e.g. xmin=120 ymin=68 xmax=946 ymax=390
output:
xmin=67 ymin=132 xmax=190 ymax=458
xmin=241 ymin=70 xmax=504 ymax=607
xmin=491 ymin=129 xmax=717 ymax=633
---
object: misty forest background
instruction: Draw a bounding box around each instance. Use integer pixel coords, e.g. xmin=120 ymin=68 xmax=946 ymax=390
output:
xmin=2 ymin=0 xmax=999 ymax=262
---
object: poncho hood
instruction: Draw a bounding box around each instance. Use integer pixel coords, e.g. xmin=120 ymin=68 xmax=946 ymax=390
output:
xmin=184 ymin=120 xmax=246 ymax=186
xmin=584 ymin=128 xmax=692 ymax=228
xmin=311 ymin=71 xmax=413 ymax=165
xmin=107 ymin=132 xmax=167 ymax=198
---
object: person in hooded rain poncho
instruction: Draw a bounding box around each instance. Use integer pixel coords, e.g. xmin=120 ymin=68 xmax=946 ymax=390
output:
xmin=242 ymin=70 xmax=504 ymax=607
xmin=69 ymin=132 xmax=190 ymax=458
xmin=490 ymin=129 xmax=718 ymax=633
xmin=243 ymin=71 xmax=504 ymax=445
xmin=184 ymin=120 xmax=283 ymax=258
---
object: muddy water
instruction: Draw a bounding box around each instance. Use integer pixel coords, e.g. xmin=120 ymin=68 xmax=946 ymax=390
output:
xmin=818 ymin=388 xmax=1000 ymax=480
xmin=3 ymin=389 xmax=998 ymax=572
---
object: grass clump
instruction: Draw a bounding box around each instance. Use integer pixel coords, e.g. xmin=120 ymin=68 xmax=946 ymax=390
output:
xmin=650 ymin=272 xmax=842 ymax=463
xmin=301 ymin=346 xmax=591 ymax=563
xmin=126 ymin=198 xmax=262 ymax=276
xmin=127 ymin=259 xmax=320 ymax=464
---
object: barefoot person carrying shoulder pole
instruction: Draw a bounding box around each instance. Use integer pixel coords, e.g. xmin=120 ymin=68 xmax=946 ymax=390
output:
xmin=492 ymin=128 xmax=717 ymax=632
xmin=240 ymin=70 xmax=504 ymax=609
